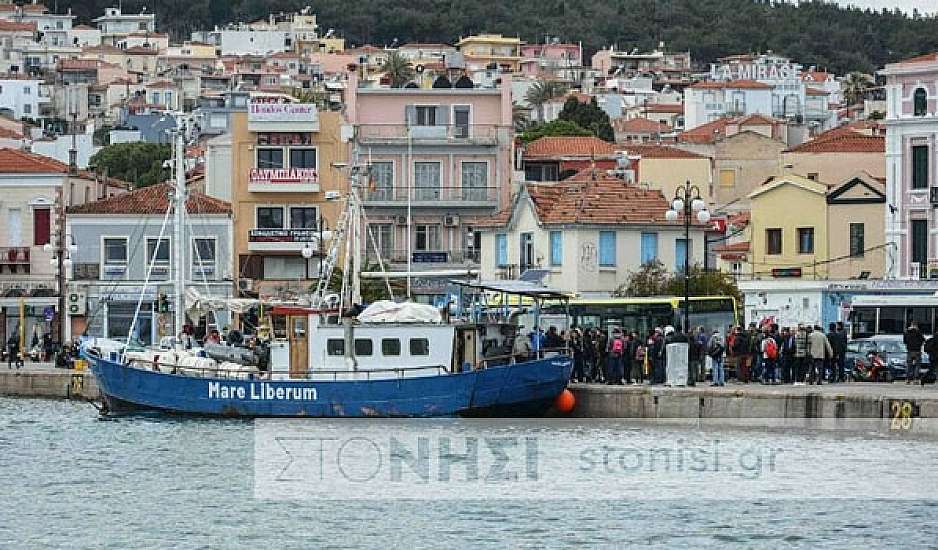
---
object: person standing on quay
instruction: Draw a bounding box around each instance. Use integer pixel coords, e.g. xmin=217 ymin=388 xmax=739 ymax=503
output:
xmin=808 ymin=325 xmax=833 ymax=385
xmin=793 ymin=324 xmax=809 ymax=385
xmin=828 ymin=322 xmax=847 ymax=383
xmin=780 ymin=326 xmax=796 ymax=384
xmin=904 ymin=322 xmax=925 ymax=384
xmin=708 ymin=330 xmax=726 ymax=386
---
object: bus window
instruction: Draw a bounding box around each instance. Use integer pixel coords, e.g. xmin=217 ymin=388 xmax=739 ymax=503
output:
xmin=878 ymin=307 xmax=904 ymax=335
xmin=575 ymin=314 xmax=601 ymax=330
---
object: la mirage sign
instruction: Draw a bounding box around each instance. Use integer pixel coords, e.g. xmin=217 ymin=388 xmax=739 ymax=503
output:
xmin=709 ymin=62 xmax=801 ymax=82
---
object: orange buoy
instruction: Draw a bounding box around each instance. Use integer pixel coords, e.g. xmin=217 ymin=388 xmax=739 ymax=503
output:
xmin=554 ymin=389 xmax=576 ymax=413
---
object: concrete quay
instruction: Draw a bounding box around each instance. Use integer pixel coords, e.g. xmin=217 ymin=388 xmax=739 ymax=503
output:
xmin=569 ymin=382 xmax=938 ymax=434
xmin=0 ymin=365 xmax=99 ymax=401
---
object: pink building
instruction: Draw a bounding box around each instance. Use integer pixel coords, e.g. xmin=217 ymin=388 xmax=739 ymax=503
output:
xmin=883 ymin=53 xmax=938 ymax=279
xmin=520 ymin=42 xmax=582 ymax=82
xmin=345 ymin=74 xmax=513 ymax=302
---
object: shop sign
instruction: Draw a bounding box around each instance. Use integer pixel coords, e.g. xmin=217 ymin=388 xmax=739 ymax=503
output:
xmin=248 ymin=167 xmax=318 ymax=184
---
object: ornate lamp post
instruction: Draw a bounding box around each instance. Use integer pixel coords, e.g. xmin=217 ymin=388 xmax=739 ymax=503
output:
xmin=665 ymin=181 xmax=711 ymax=333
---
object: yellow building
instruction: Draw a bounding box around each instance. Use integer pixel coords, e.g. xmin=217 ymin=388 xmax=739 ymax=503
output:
xmin=228 ymin=104 xmax=348 ymax=299
xmin=626 ymin=144 xmax=713 ymax=203
xmin=748 ymin=174 xmax=829 ymax=280
xmin=825 ymin=172 xmax=886 ymax=279
xmin=456 ymin=34 xmax=522 ymax=73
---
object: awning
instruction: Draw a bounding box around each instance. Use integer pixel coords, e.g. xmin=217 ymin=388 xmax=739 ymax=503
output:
xmin=185 ymin=287 xmax=258 ymax=315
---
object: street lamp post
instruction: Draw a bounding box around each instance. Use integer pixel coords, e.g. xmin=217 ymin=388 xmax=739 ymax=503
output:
xmin=665 ymin=181 xmax=711 ymax=334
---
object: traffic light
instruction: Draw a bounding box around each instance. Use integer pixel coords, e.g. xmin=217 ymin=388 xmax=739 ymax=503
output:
xmin=157 ymin=293 xmax=169 ymax=313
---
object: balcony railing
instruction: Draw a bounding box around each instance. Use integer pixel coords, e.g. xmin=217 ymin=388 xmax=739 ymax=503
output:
xmin=365 ymin=249 xmax=481 ymax=265
xmin=0 ymin=247 xmax=30 ymax=274
xmin=356 ymin=124 xmax=500 ymax=145
xmin=363 ymin=186 xmax=498 ymax=204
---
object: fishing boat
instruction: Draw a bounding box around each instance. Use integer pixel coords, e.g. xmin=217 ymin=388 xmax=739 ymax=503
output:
xmin=82 ymin=127 xmax=572 ymax=417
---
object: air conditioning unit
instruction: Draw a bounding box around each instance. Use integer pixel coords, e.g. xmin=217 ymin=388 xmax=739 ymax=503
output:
xmin=395 ymin=215 xmax=408 ymax=226
xmin=66 ymin=291 xmax=86 ymax=315
xmin=444 ymin=214 xmax=460 ymax=227
xmin=237 ymin=278 xmax=254 ymax=292
xmin=324 ymin=190 xmax=341 ymax=201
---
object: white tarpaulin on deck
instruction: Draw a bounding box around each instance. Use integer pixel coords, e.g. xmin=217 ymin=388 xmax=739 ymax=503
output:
xmin=185 ymin=287 xmax=259 ymax=315
xmin=357 ymin=300 xmax=442 ymax=324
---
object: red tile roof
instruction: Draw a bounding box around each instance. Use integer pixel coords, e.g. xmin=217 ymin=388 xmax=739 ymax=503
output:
xmin=894 ymin=53 xmax=938 ymax=66
xmin=613 ymin=117 xmax=669 ymax=134
xmin=0 ymin=20 xmax=36 ymax=32
xmin=0 ymin=147 xmax=68 ymax=173
xmin=527 ymin=170 xmax=704 ymax=226
xmin=714 ymin=241 xmax=750 ymax=253
xmin=622 ymin=144 xmax=706 ymax=159
xmin=689 ymin=79 xmax=772 ymax=90
xmin=124 ymin=46 xmax=158 ymax=55
xmin=67 ymin=182 xmax=231 ymax=215
xmin=805 ymin=87 xmax=829 ymax=96
xmin=676 ymin=117 xmax=731 ymax=144
xmin=727 ymin=211 xmax=750 ymax=228
xmin=642 ymin=103 xmax=683 ymax=114
xmin=802 ymin=71 xmax=831 ymax=82
xmin=523 ymin=136 xmax=617 ymax=158
xmin=0 ymin=126 xmax=24 ymax=139
xmin=736 ymin=113 xmax=779 ymax=126
xmin=785 ymin=132 xmax=885 ymax=154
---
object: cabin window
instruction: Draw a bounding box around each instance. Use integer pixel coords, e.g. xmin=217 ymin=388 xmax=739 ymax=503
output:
xmin=354 ymin=339 xmax=373 ymax=356
xmin=382 ymin=338 xmax=401 ymax=356
xmin=409 ymin=338 xmax=429 ymax=356
xmin=326 ymin=339 xmax=345 ymax=356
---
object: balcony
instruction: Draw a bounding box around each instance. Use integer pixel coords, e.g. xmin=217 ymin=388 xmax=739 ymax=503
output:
xmin=365 ymin=249 xmax=480 ymax=265
xmin=0 ymin=247 xmax=30 ymax=274
xmin=362 ymin=186 xmax=498 ymax=207
xmin=247 ymin=229 xmax=322 ymax=253
xmin=356 ymin=124 xmax=500 ymax=146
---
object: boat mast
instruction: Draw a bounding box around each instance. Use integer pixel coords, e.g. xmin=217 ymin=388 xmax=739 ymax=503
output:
xmin=173 ymin=121 xmax=187 ymax=341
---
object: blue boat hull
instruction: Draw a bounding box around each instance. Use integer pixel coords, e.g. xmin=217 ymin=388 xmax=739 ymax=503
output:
xmin=86 ymin=354 xmax=572 ymax=417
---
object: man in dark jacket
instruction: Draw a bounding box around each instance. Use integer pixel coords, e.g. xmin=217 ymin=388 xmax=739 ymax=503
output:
xmin=828 ymin=322 xmax=848 ymax=383
xmin=923 ymin=327 xmax=938 ymax=385
xmin=732 ymin=326 xmax=750 ymax=382
xmin=904 ymin=322 xmax=925 ymax=384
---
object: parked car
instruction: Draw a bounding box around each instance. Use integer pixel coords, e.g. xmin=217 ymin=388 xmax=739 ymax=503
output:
xmin=845 ymin=335 xmax=929 ymax=381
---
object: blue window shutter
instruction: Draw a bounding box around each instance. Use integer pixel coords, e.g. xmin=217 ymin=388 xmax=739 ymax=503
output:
xmin=599 ymin=231 xmax=616 ymax=267
xmin=675 ymin=238 xmax=688 ymax=272
xmin=641 ymin=232 xmax=658 ymax=265
xmin=549 ymin=231 xmax=562 ymax=266
xmin=496 ymin=234 xmax=507 ymax=267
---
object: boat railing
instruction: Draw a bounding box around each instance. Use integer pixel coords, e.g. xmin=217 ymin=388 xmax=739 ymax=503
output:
xmin=122 ymin=356 xmax=453 ymax=381
xmin=477 ymin=347 xmax=570 ymax=370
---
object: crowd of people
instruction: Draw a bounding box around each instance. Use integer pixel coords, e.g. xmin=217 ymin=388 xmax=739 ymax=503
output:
xmin=560 ymin=320 xmax=938 ymax=387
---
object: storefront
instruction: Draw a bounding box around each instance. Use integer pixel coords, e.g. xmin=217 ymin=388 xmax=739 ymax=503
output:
xmin=0 ymin=296 xmax=59 ymax=350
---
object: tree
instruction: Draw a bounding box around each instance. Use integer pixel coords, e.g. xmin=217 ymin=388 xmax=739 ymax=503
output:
xmin=558 ymin=97 xmax=615 ymax=142
xmin=842 ymin=71 xmax=873 ymax=106
xmin=615 ymin=260 xmax=670 ymax=297
xmin=524 ymin=80 xmax=568 ymax=121
xmin=88 ymin=142 xmax=172 ymax=188
xmin=291 ymin=87 xmax=331 ymax=110
xmin=615 ymin=261 xmax=742 ymax=305
xmin=378 ymin=51 xmax=416 ymax=88
xmin=519 ymin=119 xmax=592 ymax=143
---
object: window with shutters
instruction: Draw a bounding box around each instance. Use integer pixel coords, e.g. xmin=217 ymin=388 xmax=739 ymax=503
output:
xmin=766 ymin=228 xmax=782 ymax=255
xmin=912 ymin=145 xmax=929 ymax=189
xmin=849 ymin=223 xmax=865 ymax=257
xmin=641 ymin=232 xmax=658 ymax=264
xmin=495 ymin=234 xmax=508 ymax=267
xmin=415 ymin=105 xmax=437 ymax=126
xmin=719 ymin=169 xmax=736 ymax=188
xmin=370 ymin=161 xmax=393 ymax=200
xmin=599 ymin=231 xmax=616 ymax=267
xmin=32 ymin=207 xmax=50 ymax=246
xmin=461 ymin=161 xmax=487 ymax=200
xmin=549 ymin=230 xmax=562 ymax=266
xmin=914 ymin=88 xmax=927 ymax=117
xmin=414 ymin=161 xmax=441 ymax=200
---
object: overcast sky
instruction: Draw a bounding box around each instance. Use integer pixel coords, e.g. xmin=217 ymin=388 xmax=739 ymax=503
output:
xmin=833 ymin=0 xmax=937 ymax=15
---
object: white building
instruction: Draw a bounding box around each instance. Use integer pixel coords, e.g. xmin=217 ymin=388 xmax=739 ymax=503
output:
xmin=476 ymin=168 xmax=706 ymax=296
xmin=0 ymin=77 xmax=48 ymax=119
xmin=684 ymin=53 xmax=838 ymax=132
xmin=93 ymin=7 xmax=156 ymax=46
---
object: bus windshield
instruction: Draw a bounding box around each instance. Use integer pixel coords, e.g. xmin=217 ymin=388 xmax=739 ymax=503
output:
xmin=563 ymin=297 xmax=737 ymax=337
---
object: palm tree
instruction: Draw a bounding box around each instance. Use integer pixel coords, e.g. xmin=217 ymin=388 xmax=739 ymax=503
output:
xmin=291 ymin=87 xmax=330 ymax=109
xmin=525 ymin=80 xmax=568 ymax=121
xmin=842 ymin=72 xmax=873 ymax=107
xmin=379 ymin=51 xmax=416 ymax=88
